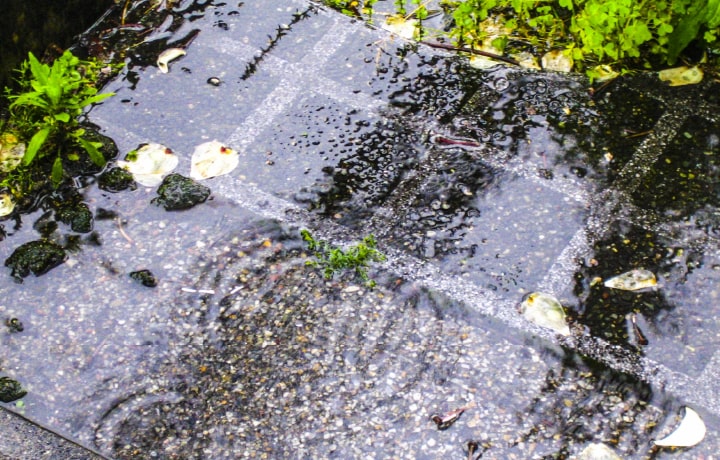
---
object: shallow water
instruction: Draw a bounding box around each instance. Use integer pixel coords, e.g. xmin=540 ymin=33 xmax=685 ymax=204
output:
xmin=1 ymin=0 xmax=720 ymax=458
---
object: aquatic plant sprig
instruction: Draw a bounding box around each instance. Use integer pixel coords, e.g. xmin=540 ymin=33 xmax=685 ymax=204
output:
xmin=301 ymin=229 xmax=386 ymax=287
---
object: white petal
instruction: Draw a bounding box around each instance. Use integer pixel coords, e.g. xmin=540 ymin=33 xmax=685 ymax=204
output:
xmin=0 ymin=132 xmax=25 ymax=173
xmin=520 ymin=292 xmax=570 ymax=336
xmin=577 ymin=443 xmax=622 ymax=460
xmin=118 ymin=143 xmax=178 ymax=186
xmin=383 ymin=16 xmax=419 ymax=40
xmin=604 ymin=269 xmax=656 ymax=291
xmin=157 ymin=48 xmax=186 ymax=73
xmin=0 ymin=192 xmax=15 ymax=217
xmin=654 ymin=407 xmax=706 ymax=447
xmin=541 ymin=50 xmax=573 ymax=72
xmin=190 ymin=141 xmax=238 ymax=180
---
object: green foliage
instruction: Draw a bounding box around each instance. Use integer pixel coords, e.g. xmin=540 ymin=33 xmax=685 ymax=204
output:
xmin=4 ymin=50 xmax=115 ymax=188
xmin=447 ymin=0 xmax=719 ymax=70
xmin=301 ymin=229 xmax=386 ymax=287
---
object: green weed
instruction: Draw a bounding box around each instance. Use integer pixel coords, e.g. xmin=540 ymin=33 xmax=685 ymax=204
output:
xmin=301 ymin=229 xmax=386 ymax=288
xmin=4 ymin=50 xmax=115 ymax=189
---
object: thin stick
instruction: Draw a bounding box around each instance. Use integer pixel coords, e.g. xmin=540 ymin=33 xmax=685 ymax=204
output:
xmin=116 ymin=216 xmax=134 ymax=244
xmin=420 ymin=40 xmax=520 ymax=66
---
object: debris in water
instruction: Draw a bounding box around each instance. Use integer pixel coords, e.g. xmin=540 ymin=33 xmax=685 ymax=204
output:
xmin=431 ymin=405 xmax=472 ymax=430
xmin=654 ymin=406 xmax=706 ymax=447
xmin=207 ymin=77 xmax=221 ymax=86
xmin=630 ymin=314 xmax=648 ymax=346
xmin=129 ymin=269 xmax=158 ymax=288
xmin=519 ymin=292 xmax=571 ymax=336
xmin=117 ymin=143 xmax=179 ymax=187
xmin=157 ymin=48 xmax=186 ymax=73
xmin=190 ymin=140 xmax=238 ymax=180
xmin=603 ymin=269 xmax=657 ymax=291
xmin=658 ymin=66 xmax=703 ymax=86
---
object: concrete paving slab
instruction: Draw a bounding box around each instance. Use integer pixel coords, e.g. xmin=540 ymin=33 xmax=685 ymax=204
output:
xmin=2 ymin=0 xmax=720 ymax=458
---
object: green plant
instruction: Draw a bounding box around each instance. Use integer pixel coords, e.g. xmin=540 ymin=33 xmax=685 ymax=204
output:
xmin=446 ymin=0 xmax=720 ymax=74
xmin=5 ymin=50 xmax=114 ymax=187
xmin=301 ymin=229 xmax=386 ymax=287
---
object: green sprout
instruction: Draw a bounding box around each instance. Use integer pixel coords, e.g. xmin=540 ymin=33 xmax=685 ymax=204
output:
xmin=3 ymin=50 xmax=116 ymax=189
xmin=301 ymin=229 xmax=386 ymax=288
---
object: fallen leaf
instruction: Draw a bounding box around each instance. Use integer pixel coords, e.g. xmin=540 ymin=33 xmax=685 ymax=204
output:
xmin=658 ymin=66 xmax=703 ymax=86
xmin=604 ymin=269 xmax=656 ymax=291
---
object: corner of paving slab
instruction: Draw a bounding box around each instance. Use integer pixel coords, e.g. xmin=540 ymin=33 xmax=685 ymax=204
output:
xmin=0 ymin=407 xmax=107 ymax=460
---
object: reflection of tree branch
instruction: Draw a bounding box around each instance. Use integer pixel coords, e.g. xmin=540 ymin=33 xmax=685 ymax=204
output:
xmin=241 ymin=7 xmax=315 ymax=80
xmin=419 ymin=41 xmax=519 ymax=66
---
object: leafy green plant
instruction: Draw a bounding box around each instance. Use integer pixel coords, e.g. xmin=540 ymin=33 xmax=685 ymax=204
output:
xmin=5 ymin=50 xmax=115 ymax=187
xmin=301 ymin=229 xmax=386 ymax=287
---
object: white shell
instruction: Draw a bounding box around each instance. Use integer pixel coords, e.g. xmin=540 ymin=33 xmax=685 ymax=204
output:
xmin=117 ymin=143 xmax=179 ymax=187
xmin=576 ymin=443 xmax=622 ymax=460
xmin=157 ymin=48 xmax=186 ymax=73
xmin=190 ymin=141 xmax=238 ymax=180
xmin=383 ymin=16 xmax=419 ymax=40
xmin=0 ymin=192 xmax=15 ymax=217
xmin=0 ymin=132 xmax=26 ymax=173
xmin=654 ymin=407 xmax=706 ymax=447
xmin=519 ymin=292 xmax=571 ymax=336
xmin=604 ymin=269 xmax=656 ymax=291
xmin=658 ymin=66 xmax=703 ymax=86
xmin=541 ymin=50 xmax=574 ymax=72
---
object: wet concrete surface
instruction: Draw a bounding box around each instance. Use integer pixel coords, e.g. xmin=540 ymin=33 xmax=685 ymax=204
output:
xmin=1 ymin=0 xmax=720 ymax=458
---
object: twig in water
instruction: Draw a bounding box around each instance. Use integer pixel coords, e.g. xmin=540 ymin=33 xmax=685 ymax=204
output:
xmin=420 ymin=41 xmax=520 ymax=66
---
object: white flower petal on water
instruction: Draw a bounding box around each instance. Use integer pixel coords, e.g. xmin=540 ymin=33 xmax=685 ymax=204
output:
xmin=190 ymin=141 xmax=238 ymax=180
xmin=520 ymin=292 xmax=571 ymax=336
xmin=541 ymin=50 xmax=574 ymax=72
xmin=157 ymin=48 xmax=187 ymax=73
xmin=0 ymin=193 xmax=15 ymax=217
xmin=604 ymin=269 xmax=656 ymax=291
xmin=654 ymin=407 xmax=706 ymax=447
xmin=117 ymin=143 xmax=179 ymax=187
xmin=383 ymin=15 xmax=419 ymax=40
xmin=658 ymin=66 xmax=703 ymax=86
xmin=576 ymin=443 xmax=622 ymax=460
xmin=0 ymin=133 xmax=26 ymax=173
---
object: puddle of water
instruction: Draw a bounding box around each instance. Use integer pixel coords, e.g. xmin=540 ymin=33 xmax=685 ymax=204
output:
xmin=1 ymin=0 xmax=720 ymax=458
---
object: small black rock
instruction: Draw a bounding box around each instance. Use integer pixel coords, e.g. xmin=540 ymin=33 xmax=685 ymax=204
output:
xmin=0 ymin=377 xmax=27 ymax=403
xmin=152 ymin=173 xmax=211 ymax=211
xmin=99 ymin=167 xmax=137 ymax=192
xmin=5 ymin=318 xmax=23 ymax=333
xmin=129 ymin=269 xmax=158 ymax=287
xmin=5 ymin=240 xmax=67 ymax=282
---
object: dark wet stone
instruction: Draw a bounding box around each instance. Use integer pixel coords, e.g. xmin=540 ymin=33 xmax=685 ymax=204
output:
xmin=129 ymin=269 xmax=158 ymax=288
xmin=152 ymin=173 xmax=211 ymax=211
xmin=0 ymin=377 xmax=27 ymax=403
xmin=4 ymin=240 xmax=67 ymax=282
xmin=5 ymin=317 xmax=23 ymax=333
xmin=56 ymin=202 xmax=93 ymax=233
xmin=98 ymin=167 xmax=137 ymax=192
